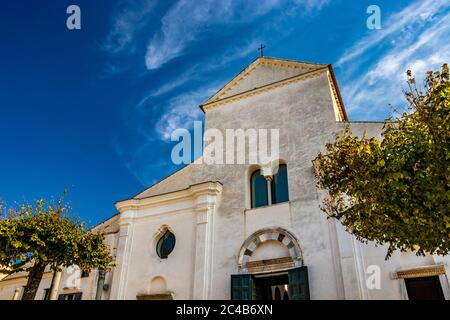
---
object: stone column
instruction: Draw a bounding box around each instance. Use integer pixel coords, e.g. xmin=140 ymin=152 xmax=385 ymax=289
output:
xmin=193 ymin=199 xmax=215 ymax=299
xmin=12 ymin=287 xmax=21 ymax=300
xmin=109 ymin=212 xmax=135 ymax=300
xmin=265 ymin=176 xmax=273 ymax=205
xmin=49 ymin=270 xmax=62 ymax=300
xmin=95 ymin=271 xmax=106 ymax=300
xmin=432 ymin=254 xmax=450 ymax=299
xmin=192 ymin=184 xmax=222 ymax=300
xmin=352 ymin=235 xmax=369 ymax=299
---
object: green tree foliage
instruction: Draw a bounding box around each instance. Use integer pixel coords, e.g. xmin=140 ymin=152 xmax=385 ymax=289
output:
xmin=314 ymin=64 xmax=450 ymax=259
xmin=0 ymin=194 xmax=113 ymax=300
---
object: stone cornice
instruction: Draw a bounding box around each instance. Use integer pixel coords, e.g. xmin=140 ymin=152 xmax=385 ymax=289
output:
xmin=115 ymin=181 xmax=222 ymax=213
xmin=395 ymin=264 xmax=445 ymax=279
xmin=327 ymin=65 xmax=348 ymax=121
xmin=202 ymin=67 xmax=328 ymax=111
xmin=327 ymin=70 xmax=346 ymax=121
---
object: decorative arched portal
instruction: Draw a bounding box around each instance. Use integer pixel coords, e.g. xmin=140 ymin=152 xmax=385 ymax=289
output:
xmin=237 ymin=227 xmax=303 ymax=273
xmin=232 ymin=227 xmax=309 ymax=301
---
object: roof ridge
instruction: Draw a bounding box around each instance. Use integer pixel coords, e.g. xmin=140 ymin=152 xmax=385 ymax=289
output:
xmin=260 ymin=56 xmax=328 ymax=66
xmin=130 ymin=162 xmax=194 ymax=200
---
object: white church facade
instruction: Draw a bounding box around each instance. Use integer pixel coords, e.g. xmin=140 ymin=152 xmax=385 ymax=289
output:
xmin=1 ymin=57 xmax=449 ymax=300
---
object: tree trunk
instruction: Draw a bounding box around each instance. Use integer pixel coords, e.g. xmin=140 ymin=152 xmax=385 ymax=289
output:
xmin=22 ymin=263 xmax=46 ymax=300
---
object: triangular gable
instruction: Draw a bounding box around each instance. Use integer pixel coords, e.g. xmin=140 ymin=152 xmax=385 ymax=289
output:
xmin=203 ymin=57 xmax=327 ymax=105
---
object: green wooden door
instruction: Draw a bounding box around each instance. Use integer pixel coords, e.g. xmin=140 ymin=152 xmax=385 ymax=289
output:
xmin=288 ymin=266 xmax=310 ymax=300
xmin=231 ymin=274 xmax=253 ymax=300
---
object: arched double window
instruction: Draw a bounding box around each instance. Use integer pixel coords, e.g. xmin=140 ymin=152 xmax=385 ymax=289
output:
xmin=251 ymin=169 xmax=269 ymax=208
xmin=271 ymin=164 xmax=289 ymax=204
xmin=250 ymin=164 xmax=289 ymax=208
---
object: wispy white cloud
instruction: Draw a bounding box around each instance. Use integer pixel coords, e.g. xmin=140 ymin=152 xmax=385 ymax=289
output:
xmin=295 ymin=0 xmax=329 ymax=11
xmin=100 ymin=63 xmax=129 ymax=78
xmin=145 ymin=0 xmax=285 ymax=70
xmin=141 ymin=38 xmax=261 ymax=100
xmin=110 ymin=0 xmax=332 ymax=185
xmin=103 ymin=0 xmax=330 ymax=71
xmin=337 ymin=0 xmax=449 ymax=67
xmin=102 ymin=0 xmax=157 ymax=54
xmin=148 ymin=72 xmax=194 ymax=97
xmin=113 ymin=85 xmax=217 ymax=186
xmin=113 ymin=140 xmax=172 ymax=187
xmin=202 ymin=38 xmax=262 ymax=71
xmin=154 ymin=87 xmax=217 ymax=141
xmin=337 ymin=0 xmax=450 ymax=120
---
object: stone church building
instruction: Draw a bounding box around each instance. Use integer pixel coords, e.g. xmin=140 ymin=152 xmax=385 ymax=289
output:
xmin=1 ymin=57 xmax=449 ymax=300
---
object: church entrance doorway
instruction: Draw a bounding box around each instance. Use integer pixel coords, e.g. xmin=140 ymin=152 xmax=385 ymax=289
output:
xmin=253 ymin=272 xmax=289 ymax=300
xmin=233 ymin=228 xmax=308 ymax=300
xmin=231 ymin=266 xmax=309 ymax=300
xmin=404 ymin=276 xmax=445 ymax=300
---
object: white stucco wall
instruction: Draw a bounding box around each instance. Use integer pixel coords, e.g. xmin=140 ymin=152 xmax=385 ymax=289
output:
xmin=119 ymin=204 xmax=198 ymax=299
xmin=111 ymin=63 xmax=450 ymax=300
xmin=0 ymin=272 xmax=52 ymax=300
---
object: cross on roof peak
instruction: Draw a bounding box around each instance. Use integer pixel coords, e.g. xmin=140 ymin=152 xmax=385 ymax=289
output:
xmin=258 ymin=44 xmax=266 ymax=57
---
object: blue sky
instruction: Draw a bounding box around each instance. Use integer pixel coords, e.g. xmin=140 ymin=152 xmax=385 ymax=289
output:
xmin=0 ymin=0 xmax=449 ymax=226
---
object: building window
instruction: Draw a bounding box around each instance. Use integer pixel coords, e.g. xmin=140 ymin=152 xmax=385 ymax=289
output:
xmin=58 ymin=292 xmax=82 ymax=300
xmin=43 ymin=288 xmax=50 ymax=300
xmin=81 ymin=270 xmax=90 ymax=278
xmin=251 ymin=169 xmax=269 ymax=208
xmin=250 ymin=164 xmax=289 ymax=208
xmin=156 ymin=230 xmax=176 ymax=259
xmin=271 ymin=164 xmax=289 ymax=204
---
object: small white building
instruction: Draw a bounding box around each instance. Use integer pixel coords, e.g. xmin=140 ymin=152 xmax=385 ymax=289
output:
xmin=1 ymin=57 xmax=448 ymax=300
xmin=0 ymin=214 xmax=119 ymax=300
